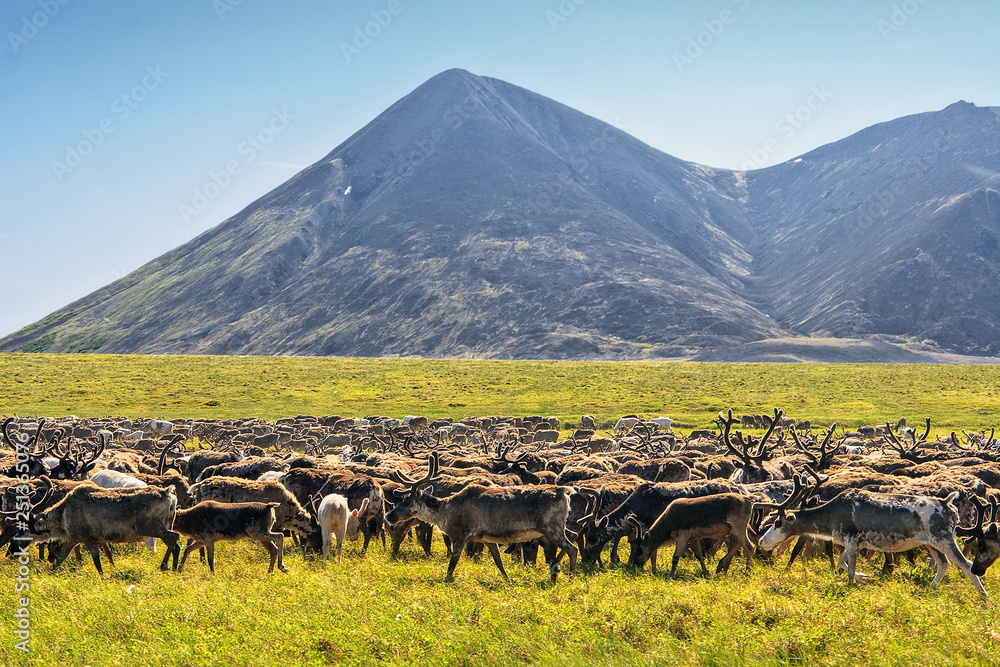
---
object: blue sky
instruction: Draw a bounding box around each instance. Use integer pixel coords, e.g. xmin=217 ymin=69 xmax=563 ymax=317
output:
xmin=1 ymin=0 xmax=998 ymax=337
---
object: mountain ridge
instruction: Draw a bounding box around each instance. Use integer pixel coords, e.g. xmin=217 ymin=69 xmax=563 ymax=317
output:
xmin=3 ymin=69 xmax=998 ymax=361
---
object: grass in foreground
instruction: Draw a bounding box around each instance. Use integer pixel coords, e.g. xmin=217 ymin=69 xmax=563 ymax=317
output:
xmin=3 ymin=353 xmax=1000 ymax=433
xmin=0 ymin=538 xmax=998 ymax=666
xmin=3 ymin=353 xmax=1000 ymax=664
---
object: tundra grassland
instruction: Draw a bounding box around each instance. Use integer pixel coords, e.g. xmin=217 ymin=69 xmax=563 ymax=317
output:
xmin=1 ymin=539 xmax=998 ymax=667
xmin=2 ymin=353 xmax=1000 ymax=432
xmin=1 ymin=353 xmax=1000 ymax=666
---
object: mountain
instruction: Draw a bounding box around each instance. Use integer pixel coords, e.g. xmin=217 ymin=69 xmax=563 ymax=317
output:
xmin=2 ymin=70 xmax=998 ymax=360
xmin=744 ymin=101 xmax=1000 ymax=355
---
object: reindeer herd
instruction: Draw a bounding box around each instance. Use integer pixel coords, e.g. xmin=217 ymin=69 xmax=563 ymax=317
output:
xmin=3 ymin=409 xmax=1000 ymax=596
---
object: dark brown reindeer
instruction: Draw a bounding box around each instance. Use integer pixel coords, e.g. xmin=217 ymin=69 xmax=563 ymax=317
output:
xmin=384 ymin=451 xmax=579 ymax=582
xmin=172 ymin=500 xmax=287 ymax=573
xmin=627 ymin=491 xmax=755 ymax=575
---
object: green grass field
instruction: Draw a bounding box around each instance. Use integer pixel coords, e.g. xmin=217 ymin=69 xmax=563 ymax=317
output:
xmin=2 ymin=353 xmax=1000 ymax=666
xmin=3 ymin=353 xmax=1000 ymax=432
xmin=1 ymin=540 xmax=997 ymax=667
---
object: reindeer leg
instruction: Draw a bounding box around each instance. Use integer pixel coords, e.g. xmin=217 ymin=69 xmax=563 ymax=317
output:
xmin=388 ymin=521 xmax=409 ymax=559
xmin=740 ymin=531 xmax=755 ymax=571
xmin=85 ymin=541 xmax=104 ymax=575
xmin=160 ymin=530 xmax=180 ymax=571
xmin=262 ymin=538 xmax=280 ymax=574
xmin=609 ymin=536 xmax=622 ymax=565
xmin=273 ymin=533 xmax=287 ymax=573
xmin=446 ymin=539 xmax=466 ymax=580
xmin=671 ymin=535 xmax=689 ymax=576
xmin=716 ymin=535 xmax=739 ymax=575
xmin=542 ymin=539 xmax=558 ymax=565
xmin=416 ymin=521 xmax=434 ymax=557
xmin=521 ymin=540 xmax=539 ymax=566
xmin=102 ymin=543 xmax=115 ymax=567
xmin=786 ymin=536 xmax=809 ymax=569
xmin=691 ymin=537 xmax=711 ymax=576
xmin=179 ymin=539 xmax=205 ymax=572
xmin=486 ymin=543 xmax=511 ymax=582
xmin=882 ymin=552 xmax=895 ymax=576
xmin=937 ymin=539 xmax=986 ymax=596
xmin=206 ymin=540 xmax=217 ymax=574
xmin=51 ymin=541 xmax=80 ymax=569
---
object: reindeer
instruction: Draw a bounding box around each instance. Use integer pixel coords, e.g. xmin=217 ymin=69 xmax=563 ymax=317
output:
xmin=172 ymin=500 xmax=287 ymax=573
xmin=581 ymin=478 xmax=741 ymax=564
xmin=756 ymin=473 xmax=987 ymax=595
xmin=31 ymin=484 xmax=180 ymax=574
xmin=313 ymin=494 xmax=370 ymax=561
xmin=957 ymin=496 xmax=1000 ymax=576
xmin=184 ymin=448 xmax=246 ymax=483
xmin=720 ymin=409 xmax=783 ymax=484
xmin=627 ymin=492 xmax=755 ymax=575
xmin=789 ymin=424 xmax=841 ymax=471
xmin=385 ymin=452 xmax=580 ymax=582
xmin=1 ymin=419 xmax=56 ymax=478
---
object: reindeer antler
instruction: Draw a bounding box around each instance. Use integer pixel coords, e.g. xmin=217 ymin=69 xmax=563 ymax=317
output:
xmin=388 ymin=451 xmax=441 ymax=494
xmin=956 ymin=495 xmax=991 ymax=538
xmin=753 ymin=474 xmax=810 ymax=517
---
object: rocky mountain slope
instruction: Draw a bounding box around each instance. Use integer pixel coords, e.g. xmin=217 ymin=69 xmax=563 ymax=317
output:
xmin=3 ymin=70 xmax=997 ymax=360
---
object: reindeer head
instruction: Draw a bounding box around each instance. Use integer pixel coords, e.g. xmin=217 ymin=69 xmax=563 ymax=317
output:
xmin=7 ymin=477 xmax=54 ymax=537
xmin=754 ymin=469 xmax=824 ymax=550
xmin=721 ymin=408 xmax=782 ymax=484
xmin=384 ymin=452 xmax=441 ymax=525
xmin=959 ymin=495 xmax=1000 ymax=577
xmin=345 ymin=498 xmax=371 ymax=541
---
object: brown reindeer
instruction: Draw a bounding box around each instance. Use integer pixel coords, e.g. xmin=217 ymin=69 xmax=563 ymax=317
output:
xmin=628 ymin=492 xmax=754 ymax=575
xmin=172 ymin=500 xmax=287 ymax=573
xmin=384 ymin=452 xmax=579 ymax=582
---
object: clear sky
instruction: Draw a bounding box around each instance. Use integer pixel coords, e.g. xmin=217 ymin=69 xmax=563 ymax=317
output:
xmin=1 ymin=0 xmax=998 ymax=338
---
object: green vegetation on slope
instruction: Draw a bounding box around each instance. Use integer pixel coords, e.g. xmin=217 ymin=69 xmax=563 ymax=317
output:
xmin=2 ymin=354 xmax=1000 ymax=432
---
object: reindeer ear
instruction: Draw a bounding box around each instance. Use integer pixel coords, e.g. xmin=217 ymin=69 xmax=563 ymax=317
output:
xmin=784 ymin=514 xmax=797 ymax=524
xmin=422 ymin=485 xmax=434 ymax=496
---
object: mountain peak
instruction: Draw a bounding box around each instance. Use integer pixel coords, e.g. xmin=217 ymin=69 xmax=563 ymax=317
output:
xmin=3 ymin=73 xmax=999 ymax=360
xmin=945 ymin=100 xmax=977 ymax=111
